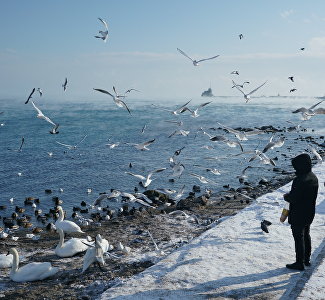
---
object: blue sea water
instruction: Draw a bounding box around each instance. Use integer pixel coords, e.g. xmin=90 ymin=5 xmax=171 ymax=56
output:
xmin=0 ymin=96 xmax=324 ymax=219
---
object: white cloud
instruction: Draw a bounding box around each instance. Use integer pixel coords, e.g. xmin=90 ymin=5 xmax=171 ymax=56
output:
xmin=280 ymin=9 xmax=294 ymax=19
xmin=307 ymin=37 xmax=325 ymax=56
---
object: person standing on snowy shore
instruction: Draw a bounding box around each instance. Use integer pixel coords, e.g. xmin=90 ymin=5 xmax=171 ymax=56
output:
xmin=283 ymin=153 xmax=319 ymax=271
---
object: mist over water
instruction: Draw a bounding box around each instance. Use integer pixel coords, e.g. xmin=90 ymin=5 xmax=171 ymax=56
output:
xmin=0 ymin=96 xmax=323 ymax=218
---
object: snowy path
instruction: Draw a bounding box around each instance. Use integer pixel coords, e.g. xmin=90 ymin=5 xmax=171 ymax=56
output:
xmin=100 ymin=163 xmax=325 ymax=300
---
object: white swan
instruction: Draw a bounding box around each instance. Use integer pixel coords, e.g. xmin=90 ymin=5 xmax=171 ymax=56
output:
xmin=55 ymin=228 xmax=89 ymax=258
xmin=0 ymin=253 xmax=13 ymax=268
xmin=8 ymin=248 xmax=58 ymax=282
xmin=96 ymin=234 xmax=110 ymax=253
xmin=82 ymin=235 xmax=106 ymax=273
xmin=55 ymin=206 xmax=84 ymax=234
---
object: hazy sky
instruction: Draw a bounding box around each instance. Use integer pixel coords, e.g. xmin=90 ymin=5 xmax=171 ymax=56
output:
xmin=1 ymin=0 xmax=325 ymax=101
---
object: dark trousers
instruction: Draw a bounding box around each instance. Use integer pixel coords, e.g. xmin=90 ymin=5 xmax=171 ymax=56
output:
xmin=291 ymin=224 xmax=311 ymax=264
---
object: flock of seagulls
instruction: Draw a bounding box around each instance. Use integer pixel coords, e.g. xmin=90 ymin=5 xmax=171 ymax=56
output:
xmin=1 ymin=16 xmax=325 ymax=288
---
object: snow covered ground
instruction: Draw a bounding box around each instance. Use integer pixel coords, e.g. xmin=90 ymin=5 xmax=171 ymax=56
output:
xmin=100 ymin=162 xmax=325 ymax=300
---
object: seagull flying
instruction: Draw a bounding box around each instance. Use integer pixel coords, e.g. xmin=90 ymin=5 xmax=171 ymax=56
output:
xmin=171 ymin=162 xmax=185 ymax=178
xmin=56 ymin=135 xmax=87 ymax=150
xmin=212 ymin=135 xmax=243 ymax=152
xmin=25 ymin=88 xmax=35 ymax=104
xmin=8 ymin=136 xmax=25 ymax=152
xmin=168 ymin=129 xmax=190 ymax=138
xmin=125 ymin=168 xmax=167 ymax=188
xmin=180 ymin=102 xmax=211 ymax=118
xmin=31 ymin=101 xmax=57 ymax=128
xmin=232 ymin=81 xmax=250 ymax=89
xmin=62 ymin=78 xmax=68 ymax=92
xmin=94 ymin=88 xmax=131 ymax=114
xmin=262 ymin=136 xmax=285 ymax=153
xmin=237 ymin=166 xmax=253 ymax=184
xmin=49 ymin=123 xmax=60 ymax=134
xmin=125 ymin=88 xmax=140 ymax=94
xmin=189 ymin=173 xmax=217 ymax=185
xmin=106 ymin=142 xmax=120 ymax=149
xmin=177 ymin=48 xmax=219 ymax=66
xmin=292 ymin=100 xmax=325 ymax=120
xmin=193 ymin=164 xmax=221 ymax=175
xmin=232 ymin=80 xmax=267 ymax=102
xmin=126 ymin=139 xmax=155 ymax=151
xmin=249 ymin=150 xmax=276 ymax=166
xmin=308 ymin=145 xmax=322 ymax=163
xmin=37 ymin=88 xmax=43 ymax=97
xmin=288 ymin=76 xmax=294 ymax=82
xmin=171 ymin=185 xmax=186 ymax=201
xmin=95 ymin=17 xmax=108 ymax=42
xmin=152 ymin=100 xmax=191 ymax=115
xmin=217 ymin=122 xmax=248 ymax=141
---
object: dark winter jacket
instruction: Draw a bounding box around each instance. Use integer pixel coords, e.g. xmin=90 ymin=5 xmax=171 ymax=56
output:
xmin=284 ymin=153 xmax=319 ymax=226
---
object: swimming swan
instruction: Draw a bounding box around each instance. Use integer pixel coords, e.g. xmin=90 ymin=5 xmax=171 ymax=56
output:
xmin=55 ymin=228 xmax=89 ymax=258
xmin=0 ymin=253 xmax=13 ymax=268
xmin=8 ymin=248 xmax=58 ymax=282
xmin=55 ymin=206 xmax=84 ymax=234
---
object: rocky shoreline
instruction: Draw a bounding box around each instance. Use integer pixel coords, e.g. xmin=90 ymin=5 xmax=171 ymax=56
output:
xmin=0 ymin=136 xmax=324 ymax=300
xmin=0 ymin=172 xmax=297 ymax=300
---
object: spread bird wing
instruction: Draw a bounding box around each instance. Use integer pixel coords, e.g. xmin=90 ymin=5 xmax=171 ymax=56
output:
xmin=198 ymin=101 xmax=212 ymax=108
xmin=125 ymin=88 xmax=140 ymax=94
xmin=197 ymin=55 xmax=219 ymax=63
xmin=75 ymin=135 xmax=88 ymax=147
xmin=210 ymin=135 xmax=227 ymax=142
xmin=292 ymin=107 xmax=308 ymax=113
xmin=142 ymin=139 xmax=155 ymax=146
xmin=217 ymin=122 xmax=240 ymax=135
xmin=93 ymin=88 xmax=114 ymax=98
xmin=113 ymin=86 xmax=118 ymax=97
xmin=118 ymin=99 xmax=132 ymax=114
xmin=232 ymin=80 xmax=246 ymax=96
xmin=31 ymin=100 xmax=43 ymax=115
xmin=234 ymin=140 xmax=244 ymax=152
xmin=25 ymin=88 xmax=35 ymax=104
xmin=98 ymin=17 xmax=108 ymax=30
xmin=18 ymin=137 xmax=25 ymax=151
xmin=148 ymin=168 xmax=167 ymax=177
xmin=56 ymin=141 xmax=73 ymax=148
xmin=247 ymin=81 xmax=267 ymax=96
xmin=308 ymin=99 xmax=324 ymax=110
xmin=177 ymin=48 xmax=194 ymax=62
xmin=262 ymin=142 xmax=275 ymax=153
xmin=125 ymin=172 xmax=146 ymax=180
xmin=245 ymin=129 xmax=265 ymax=136
xmin=309 ymin=145 xmax=322 ymax=161
xmin=177 ymin=99 xmax=192 ymax=111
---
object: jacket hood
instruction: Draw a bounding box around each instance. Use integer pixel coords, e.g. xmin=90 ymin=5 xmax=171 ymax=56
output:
xmin=291 ymin=153 xmax=312 ymax=175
